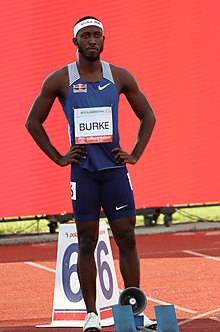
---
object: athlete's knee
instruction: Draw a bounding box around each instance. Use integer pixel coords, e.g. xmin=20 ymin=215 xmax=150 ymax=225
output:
xmin=124 ymin=229 xmax=136 ymax=250
xmin=78 ymin=233 xmax=98 ymax=255
xmin=116 ymin=227 xmax=137 ymax=252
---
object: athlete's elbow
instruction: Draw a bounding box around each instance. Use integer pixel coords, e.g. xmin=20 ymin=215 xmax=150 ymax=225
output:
xmin=144 ymin=109 xmax=156 ymax=126
xmin=152 ymin=111 xmax=156 ymax=126
xmin=25 ymin=117 xmax=32 ymax=132
xmin=25 ymin=116 xmax=36 ymax=135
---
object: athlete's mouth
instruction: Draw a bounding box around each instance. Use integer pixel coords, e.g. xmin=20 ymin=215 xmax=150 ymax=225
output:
xmin=87 ymin=47 xmax=99 ymax=51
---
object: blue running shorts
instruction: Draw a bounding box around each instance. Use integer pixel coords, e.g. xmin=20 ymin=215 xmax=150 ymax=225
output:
xmin=70 ymin=166 xmax=136 ymax=222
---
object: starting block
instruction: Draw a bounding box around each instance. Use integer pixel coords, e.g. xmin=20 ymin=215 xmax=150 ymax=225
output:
xmin=112 ymin=287 xmax=146 ymax=331
xmin=154 ymin=305 xmax=179 ymax=332
xmin=112 ymin=305 xmax=136 ymax=332
xmin=113 ymin=288 xmax=179 ymax=332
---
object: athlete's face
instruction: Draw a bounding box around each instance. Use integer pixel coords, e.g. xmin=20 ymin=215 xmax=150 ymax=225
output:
xmin=74 ymin=26 xmax=104 ymax=61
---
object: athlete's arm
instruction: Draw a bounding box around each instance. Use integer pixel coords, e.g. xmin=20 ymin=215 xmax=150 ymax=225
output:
xmin=25 ymin=69 xmax=86 ymax=166
xmin=112 ymin=67 xmax=156 ymax=165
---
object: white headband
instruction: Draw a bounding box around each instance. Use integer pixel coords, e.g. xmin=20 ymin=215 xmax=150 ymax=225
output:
xmin=74 ymin=19 xmax=104 ymax=37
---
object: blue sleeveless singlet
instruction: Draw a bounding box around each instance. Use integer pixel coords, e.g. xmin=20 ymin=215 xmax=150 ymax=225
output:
xmin=63 ymin=61 xmax=124 ymax=171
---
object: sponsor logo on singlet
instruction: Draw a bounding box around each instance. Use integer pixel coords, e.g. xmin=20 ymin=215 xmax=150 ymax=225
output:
xmin=98 ymin=83 xmax=111 ymax=91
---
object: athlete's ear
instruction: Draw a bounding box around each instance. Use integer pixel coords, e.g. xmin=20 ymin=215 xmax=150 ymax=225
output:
xmin=72 ymin=37 xmax=78 ymax=46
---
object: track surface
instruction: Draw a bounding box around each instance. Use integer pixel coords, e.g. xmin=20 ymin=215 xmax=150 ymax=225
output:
xmin=0 ymin=230 xmax=220 ymax=331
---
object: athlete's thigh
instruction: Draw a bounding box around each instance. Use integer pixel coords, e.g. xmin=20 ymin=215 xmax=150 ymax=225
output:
xmin=101 ymin=167 xmax=136 ymax=222
xmin=71 ymin=166 xmax=101 ymax=222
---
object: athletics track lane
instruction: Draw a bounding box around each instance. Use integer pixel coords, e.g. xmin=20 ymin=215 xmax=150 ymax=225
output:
xmin=0 ymin=230 xmax=220 ymax=331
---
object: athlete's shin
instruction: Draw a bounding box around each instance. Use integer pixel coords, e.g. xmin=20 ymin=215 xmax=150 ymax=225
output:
xmin=77 ymin=235 xmax=98 ymax=314
xmin=120 ymin=245 xmax=140 ymax=288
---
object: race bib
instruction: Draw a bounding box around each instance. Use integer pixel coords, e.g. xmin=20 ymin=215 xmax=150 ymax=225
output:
xmin=74 ymin=107 xmax=113 ymax=144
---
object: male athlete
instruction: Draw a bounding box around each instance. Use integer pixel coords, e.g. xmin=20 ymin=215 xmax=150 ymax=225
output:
xmin=26 ymin=16 xmax=156 ymax=332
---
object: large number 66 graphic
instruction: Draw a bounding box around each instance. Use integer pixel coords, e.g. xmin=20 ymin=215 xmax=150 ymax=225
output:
xmin=62 ymin=240 xmax=113 ymax=302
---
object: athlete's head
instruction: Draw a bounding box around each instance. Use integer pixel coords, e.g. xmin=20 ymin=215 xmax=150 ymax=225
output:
xmin=73 ymin=16 xmax=105 ymax=61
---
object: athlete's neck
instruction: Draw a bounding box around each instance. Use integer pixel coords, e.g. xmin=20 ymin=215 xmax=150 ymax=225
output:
xmin=77 ymin=58 xmax=103 ymax=82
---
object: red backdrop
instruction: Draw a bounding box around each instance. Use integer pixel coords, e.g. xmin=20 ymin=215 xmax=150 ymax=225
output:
xmin=0 ymin=0 xmax=220 ymax=218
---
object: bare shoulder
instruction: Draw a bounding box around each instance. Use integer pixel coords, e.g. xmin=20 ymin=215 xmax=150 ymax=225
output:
xmin=109 ymin=64 xmax=138 ymax=93
xmin=110 ymin=64 xmax=133 ymax=81
xmin=41 ymin=66 xmax=68 ymax=95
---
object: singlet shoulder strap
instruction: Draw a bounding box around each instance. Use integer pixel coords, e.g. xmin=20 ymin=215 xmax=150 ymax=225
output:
xmin=67 ymin=62 xmax=80 ymax=86
xmin=101 ymin=61 xmax=115 ymax=84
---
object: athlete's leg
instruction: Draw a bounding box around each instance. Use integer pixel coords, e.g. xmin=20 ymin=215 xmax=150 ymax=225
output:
xmin=76 ymin=220 xmax=99 ymax=314
xmin=101 ymin=168 xmax=157 ymax=329
xmin=100 ymin=167 xmax=139 ymax=287
xmin=71 ymin=166 xmax=101 ymax=315
xmin=109 ymin=216 xmax=140 ymax=288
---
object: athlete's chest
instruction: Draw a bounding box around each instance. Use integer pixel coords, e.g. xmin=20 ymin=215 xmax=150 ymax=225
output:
xmin=70 ymin=80 xmax=118 ymax=106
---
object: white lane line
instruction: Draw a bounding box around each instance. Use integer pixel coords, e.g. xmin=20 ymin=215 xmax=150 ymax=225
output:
xmin=25 ymin=263 xmax=198 ymax=315
xmin=24 ymin=261 xmax=56 ymax=273
xmin=183 ymin=250 xmax=220 ymax=262
xmin=205 ymin=231 xmax=220 ymax=236
xmin=147 ymin=296 xmax=197 ymax=314
xmin=178 ymin=308 xmax=220 ymax=326
xmin=140 ymin=247 xmax=220 ymax=257
xmin=210 ymin=316 xmax=220 ymax=322
xmin=118 ymin=288 xmax=196 ymax=314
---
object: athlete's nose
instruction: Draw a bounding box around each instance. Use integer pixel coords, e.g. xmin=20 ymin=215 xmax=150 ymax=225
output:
xmin=88 ymin=36 xmax=96 ymax=44
xmin=88 ymin=33 xmax=98 ymax=44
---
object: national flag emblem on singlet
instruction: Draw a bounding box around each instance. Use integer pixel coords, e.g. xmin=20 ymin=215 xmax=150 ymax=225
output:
xmin=73 ymin=84 xmax=87 ymax=93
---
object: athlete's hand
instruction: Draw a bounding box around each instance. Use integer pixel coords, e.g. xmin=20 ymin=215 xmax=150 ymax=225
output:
xmin=57 ymin=145 xmax=87 ymax=166
xmin=112 ymin=147 xmax=137 ymax=165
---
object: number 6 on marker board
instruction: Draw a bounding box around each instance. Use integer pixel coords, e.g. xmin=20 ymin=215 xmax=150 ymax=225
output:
xmin=62 ymin=240 xmax=114 ymax=302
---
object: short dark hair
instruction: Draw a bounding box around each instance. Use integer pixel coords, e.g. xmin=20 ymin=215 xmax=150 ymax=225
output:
xmin=74 ymin=16 xmax=100 ymax=26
